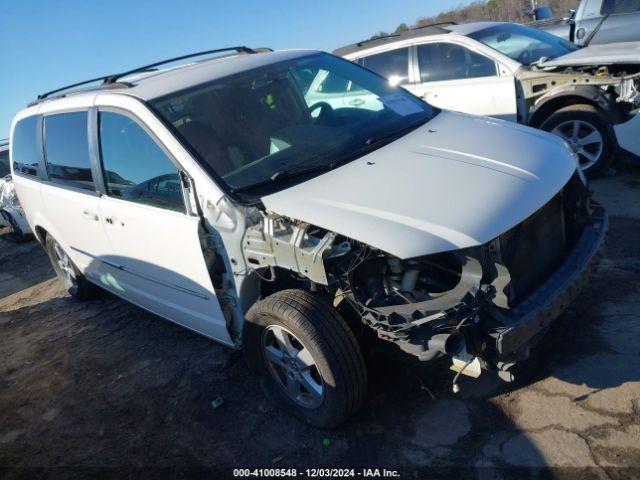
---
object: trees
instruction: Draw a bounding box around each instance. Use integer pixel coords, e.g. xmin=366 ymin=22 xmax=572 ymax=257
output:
xmin=401 ymin=0 xmax=579 ymax=33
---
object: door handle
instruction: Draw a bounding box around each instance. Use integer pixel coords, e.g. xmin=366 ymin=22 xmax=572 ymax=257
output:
xmin=82 ymin=210 xmax=99 ymax=221
xmin=104 ymin=216 xmax=124 ymax=227
xmin=349 ymin=98 xmax=365 ymax=106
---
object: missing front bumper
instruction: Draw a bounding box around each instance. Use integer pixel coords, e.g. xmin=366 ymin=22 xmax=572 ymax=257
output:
xmin=493 ymin=203 xmax=607 ymax=357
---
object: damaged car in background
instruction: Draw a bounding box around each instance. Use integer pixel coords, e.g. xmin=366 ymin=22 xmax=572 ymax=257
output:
xmin=335 ymin=21 xmax=640 ymax=176
xmin=0 ymin=140 xmax=32 ymax=242
xmin=11 ymin=47 xmax=606 ymax=428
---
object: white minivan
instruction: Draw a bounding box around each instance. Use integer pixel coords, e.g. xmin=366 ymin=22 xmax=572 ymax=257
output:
xmin=11 ymin=47 xmax=606 ymax=428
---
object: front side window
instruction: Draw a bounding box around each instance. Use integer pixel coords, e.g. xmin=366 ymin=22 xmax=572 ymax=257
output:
xmin=0 ymin=150 xmax=9 ymax=177
xmin=601 ymin=0 xmax=640 ymax=14
xmin=150 ymin=52 xmax=434 ymax=201
xmin=44 ymin=112 xmax=94 ymax=191
xmin=417 ymin=43 xmax=497 ymax=82
xmin=11 ymin=116 xmax=41 ymax=177
xmin=99 ymin=111 xmax=185 ymax=213
xmin=360 ymin=47 xmax=410 ymax=85
xmin=468 ymin=23 xmax=578 ymax=65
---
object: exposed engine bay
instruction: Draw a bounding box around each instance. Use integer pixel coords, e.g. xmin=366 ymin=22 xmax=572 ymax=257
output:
xmin=519 ymin=63 xmax=640 ymax=126
xmin=240 ymin=173 xmax=600 ymax=382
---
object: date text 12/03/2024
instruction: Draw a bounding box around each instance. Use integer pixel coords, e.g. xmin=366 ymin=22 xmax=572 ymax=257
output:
xmin=233 ymin=468 xmax=401 ymax=477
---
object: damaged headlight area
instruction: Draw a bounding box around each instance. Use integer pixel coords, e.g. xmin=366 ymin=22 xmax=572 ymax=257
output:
xmin=243 ymin=174 xmax=602 ymax=383
xmin=333 ymin=173 xmax=597 ymax=375
xmin=340 ymin=248 xmax=482 ymax=362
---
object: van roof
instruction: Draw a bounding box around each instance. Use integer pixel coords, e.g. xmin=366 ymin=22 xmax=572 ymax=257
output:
xmin=29 ymin=48 xmax=316 ymax=106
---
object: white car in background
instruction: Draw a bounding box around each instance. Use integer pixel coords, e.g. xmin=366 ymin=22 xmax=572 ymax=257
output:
xmin=0 ymin=141 xmax=32 ymax=242
xmin=334 ymin=21 xmax=640 ymax=176
xmin=11 ymin=47 xmax=606 ymax=428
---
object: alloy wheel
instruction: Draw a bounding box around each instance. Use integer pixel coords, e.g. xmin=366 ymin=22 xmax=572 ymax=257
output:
xmin=262 ymin=324 xmax=325 ymax=409
xmin=51 ymin=240 xmax=78 ymax=290
xmin=552 ymin=119 xmax=604 ymax=171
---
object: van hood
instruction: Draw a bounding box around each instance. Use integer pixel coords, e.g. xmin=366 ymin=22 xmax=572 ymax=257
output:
xmin=540 ymin=42 xmax=640 ymax=68
xmin=261 ymin=111 xmax=577 ymax=259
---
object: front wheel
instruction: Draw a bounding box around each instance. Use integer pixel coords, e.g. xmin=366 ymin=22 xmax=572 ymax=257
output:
xmin=244 ymin=289 xmax=367 ymax=429
xmin=540 ymin=104 xmax=615 ymax=178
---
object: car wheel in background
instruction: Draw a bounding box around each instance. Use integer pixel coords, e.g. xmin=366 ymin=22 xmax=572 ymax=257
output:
xmin=45 ymin=234 xmax=99 ymax=300
xmin=540 ymin=104 xmax=615 ymax=178
xmin=244 ymin=289 xmax=367 ymax=429
xmin=1 ymin=211 xmax=33 ymax=243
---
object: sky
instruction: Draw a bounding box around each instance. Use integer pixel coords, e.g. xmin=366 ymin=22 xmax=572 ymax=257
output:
xmin=0 ymin=0 xmax=475 ymax=138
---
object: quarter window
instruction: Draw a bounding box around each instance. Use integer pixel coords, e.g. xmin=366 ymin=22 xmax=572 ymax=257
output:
xmin=11 ymin=116 xmax=41 ymax=177
xmin=360 ymin=47 xmax=410 ymax=85
xmin=99 ymin=111 xmax=185 ymax=213
xmin=417 ymin=43 xmax=497 ymax=82
xmin=44 ymin=112 xmax=94 ymax=191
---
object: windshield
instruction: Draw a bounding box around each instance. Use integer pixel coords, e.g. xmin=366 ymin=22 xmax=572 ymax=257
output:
xmin=468 ymin=23 xmax=579 ymax=65
xmin=150 ymin=52 xmax=435 ymax=200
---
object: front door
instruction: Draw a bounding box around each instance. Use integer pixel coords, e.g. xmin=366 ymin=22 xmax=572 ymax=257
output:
xmin=409 ymin=42 xmax=517 ymax=121
xmin=95 ymin=109 xmax=232 ymax=344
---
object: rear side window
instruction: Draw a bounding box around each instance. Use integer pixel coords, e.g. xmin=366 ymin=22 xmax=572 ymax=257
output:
xmin=601 ymin=0 xmax=640 ymax=14
xmin=99 ymin=111 xmax=185 ymax=213
xmin=11 ymin=116 xmax=41 ymax=177
xmin=44 ymin=112 xmax=94 ymax=191
xmin=0 ymin=150 xmax=9 ymax=177
xmin=417 ymin=43 xmax=497 ymax=82
xmin=360 ymin=47 xmax=410 ymax=85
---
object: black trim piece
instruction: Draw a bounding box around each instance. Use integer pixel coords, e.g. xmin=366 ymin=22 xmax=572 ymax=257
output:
xmin=88 ymin=107 xmax=107 ymax=195
xmin=35 ymin=115 xmax=47 ymax=180
xmin=70 ymin=246 xmax=210 ymax=300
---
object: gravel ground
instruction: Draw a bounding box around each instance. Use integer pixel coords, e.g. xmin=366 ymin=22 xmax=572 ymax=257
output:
xmin=0 ymin=167 xmax=639 ymax=479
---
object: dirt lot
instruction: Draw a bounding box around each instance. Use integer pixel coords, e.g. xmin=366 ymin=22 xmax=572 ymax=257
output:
xmin=1 ymin=168 xmax=639 ymax=479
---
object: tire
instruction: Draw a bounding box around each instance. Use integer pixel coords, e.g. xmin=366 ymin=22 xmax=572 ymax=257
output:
xmin=540 ymin=104 xmax=615 ymax=178
xmin=244 ymin=289 xmax=367 ymax=429
xmin=45 ymin=234 xmax=99 ymax=300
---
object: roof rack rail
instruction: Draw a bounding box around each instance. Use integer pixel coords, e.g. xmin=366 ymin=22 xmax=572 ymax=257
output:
xmin=356 ymin=33 xmax=401 ymax=47
xmin=36 ymin=46 xmax=261 ymax=102
xmin=412 ymin=21 xmax=458 ymax=30
xmin=354 ymin=21 xmax=457 ymax=47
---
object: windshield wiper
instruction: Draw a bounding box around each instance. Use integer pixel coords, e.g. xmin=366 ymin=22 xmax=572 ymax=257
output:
xmin=231 ymin=162 xmax=333 ymax=193
xmin=583 ymin=0 xmax=624 ymax=47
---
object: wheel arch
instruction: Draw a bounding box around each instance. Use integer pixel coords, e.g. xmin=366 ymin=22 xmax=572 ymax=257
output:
xmin=527 ymin=86 xmax=623 ymax=129
xmin=33 ymin=225 xmax=48 ymax=245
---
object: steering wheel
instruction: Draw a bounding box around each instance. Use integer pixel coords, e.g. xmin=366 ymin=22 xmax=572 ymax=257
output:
xmin=308 ymin=102 xmax=334 ymax=123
